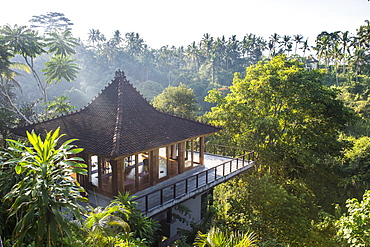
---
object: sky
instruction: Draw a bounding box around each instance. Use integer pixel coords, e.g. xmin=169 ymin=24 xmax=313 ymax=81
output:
xmin=1 ymin=0 xmax=370 ymax=48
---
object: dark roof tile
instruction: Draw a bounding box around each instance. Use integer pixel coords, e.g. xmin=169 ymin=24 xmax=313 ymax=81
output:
xmin=11 ymin=71 xmax=221 ymax=158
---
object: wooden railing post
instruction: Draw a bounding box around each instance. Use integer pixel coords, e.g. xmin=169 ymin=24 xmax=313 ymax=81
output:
xmin=173 ymin=184 xmax=177 ymax=199
xmin=185 ymin=179 xmax=188 ymax=193
xmin=160 ymin=190 xmax=163 ymax=205
xmin=132 ymin=147 xmax=255 ymax=214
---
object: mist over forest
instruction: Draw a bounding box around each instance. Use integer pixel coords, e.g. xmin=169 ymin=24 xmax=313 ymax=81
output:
xmin=1 ymin=11 xmax=370 ymax=246
xmin=11 ymin=12 xmax=321 ymax=113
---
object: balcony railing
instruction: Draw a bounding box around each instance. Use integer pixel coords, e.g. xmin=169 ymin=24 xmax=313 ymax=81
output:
xmin=132 ymin=144 xmax=255 ymax=216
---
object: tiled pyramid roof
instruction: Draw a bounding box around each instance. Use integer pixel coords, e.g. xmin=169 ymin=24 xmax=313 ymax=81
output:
xmin=11 ymin=70 xmax=221 ymax=158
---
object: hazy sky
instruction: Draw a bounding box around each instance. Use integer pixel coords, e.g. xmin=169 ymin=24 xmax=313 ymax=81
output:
xmin=1 ymin=0 xmax=370 ymax=48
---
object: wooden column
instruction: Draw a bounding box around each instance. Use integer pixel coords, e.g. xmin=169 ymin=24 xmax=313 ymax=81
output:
xmin=116 ymin=158 xmax=125 ymax=193
xmin=97 ymin=156 xmax=102 ymax=189
xmin=135 ymin=154 xmax=140 ymax=189
xmin=149 ymin=150 xmax=158 ymax=185
xmin=111 ymin=159 xmax=118 ymax=196
xmin=178 ymin=142 xmax=185 ymax=174
xmin=166 ymin=146 xmax=170 ymax=176
xmin=200 ymin=136 xmax=205 ymax=165
xmin=191 ymin=139 xmax=194 ymax=166
xmin=170 ymin=145 xmax=177 ymax=159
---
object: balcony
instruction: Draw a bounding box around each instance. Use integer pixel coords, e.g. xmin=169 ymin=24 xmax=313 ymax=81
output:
xmin=132 ymin=144 xmax=255 ymax=217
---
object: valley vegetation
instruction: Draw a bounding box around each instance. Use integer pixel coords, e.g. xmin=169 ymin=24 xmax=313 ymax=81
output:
xmin=1 ymin=12 xmax=370 ymax=246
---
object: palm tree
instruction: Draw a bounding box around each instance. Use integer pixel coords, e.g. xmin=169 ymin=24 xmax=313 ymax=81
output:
xmin=280 ymin=35 xmax=292 ymax=55
xmin=88 ymin=29 xmax=100 ymax=47
xmin=186 ymin=41 xmax=201 ymax=72
xmin=293 ymin=34 xmax=304 ymax=55
xmin=111 ymin=30 xmax=123 ymax=47
xmin=268 ymin=33 xmax=280 ymax=57
xmin=357 ymin=20 xmax=370 ymax=49
xmin=99 ymin=40 xmax=118 ymax=69
xmin=200 ymin=33 xmax=214 ymax=59
xmin=226 ymin=35 xmax=241 ymax=70
xmin=125 ymin=32 xmax=145 ymax=58
xmin=213 ymin=36 xmax=226 ymax=70
xmin=315 ymin=31 xmax=333 ymax=68
xmin=241 ymin=33 xmax=266 ymax=65
xmin=339 ymin=31 xmax=352 ymax=74
xmin=300 ymin=38 xmax=311 ymax=57
xmin=331 ymin=42 xmax=342 ymax=85
xmin=351 ymin=48 xmax=368 ymax=82
xmin=4 ymin=128 xmax=88 ymax=247
xmin=194 ymin=227 xmax=258 ymax=247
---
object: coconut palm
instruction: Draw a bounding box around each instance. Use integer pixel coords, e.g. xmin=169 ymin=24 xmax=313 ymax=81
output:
xmin=125 ymin=32 xmax=145 ymax=58
xmin=88 ymin=29 xmax=100 ymax=47
xmin=111 ymin=30 xmax=123 ymax=47
xmin=293 ymin=34 xmax=304 ymax=55
xmin=185 ymin=41 xmax=201 ymax=71
xmin=357 ymin=20 xmax=370 ymax=49
xmin=200 ymin=33 xmax=214 ymax=59
xmin=241 ymin=33 xmax=266 ymax=65
xmin=280 ymin=35 xmax=292 ymax=55
xmin=300 ymin=38 xmax=311 ymax=57
xmin=98 ymin=40 xmax=118 ymax=69
xmin=268 ymin=33 xmax=281 ymax=57
xmin=339 ymin=31 xmax=356 ymax=76
xmin=226 ymin=35 xmax=240 ymax=70
xmin=351 ymin=48 xmax=369 ymax=82
xmin=315 ymin=32 xmax=332 ymax=68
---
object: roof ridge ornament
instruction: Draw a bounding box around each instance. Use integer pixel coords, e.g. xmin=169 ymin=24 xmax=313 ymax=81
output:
xmin=115 ymin=69 xmax=126 ymax=79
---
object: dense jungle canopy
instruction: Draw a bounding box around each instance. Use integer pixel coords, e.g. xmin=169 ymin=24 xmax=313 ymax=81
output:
xmin=1 ymin=12 xmax=370 ymax=246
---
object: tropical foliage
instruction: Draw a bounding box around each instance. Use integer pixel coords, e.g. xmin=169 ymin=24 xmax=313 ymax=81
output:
xmin=336 ymin=190 xmax=370 ymax=246
xmin=204 ymin=55 xmax=353 ymax=173
xmin=194 ymin=227 xmax=258 ymax=247
xmin=0 ymin=129 xmax=158 ymax=246
xmin=152 ymin=83 xmax=198 ymax=118
xmin=1 ymin=11 xmax=370 ymax=247
xmin=2 ymin=128 xmax=87 ymax=246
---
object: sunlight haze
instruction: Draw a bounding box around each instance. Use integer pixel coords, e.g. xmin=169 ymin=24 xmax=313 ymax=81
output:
xmin=2 ymin=0 xmax=370 ymax=48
